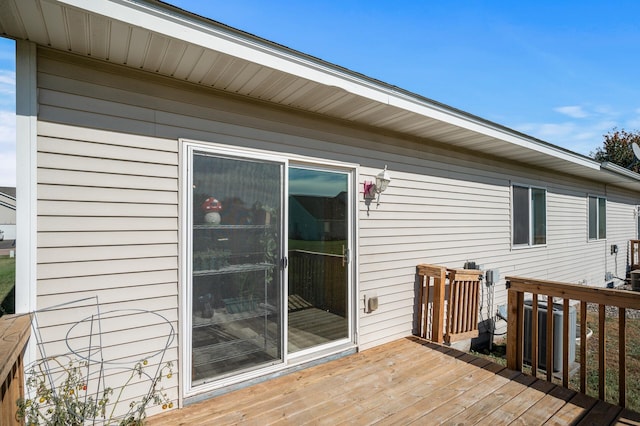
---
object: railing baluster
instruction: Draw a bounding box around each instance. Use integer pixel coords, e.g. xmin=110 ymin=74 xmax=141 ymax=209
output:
xmin=469 ymin=283 xmax=482 ymax=328
xmin=546 ymin=294 xmax=554 ymax=382
xmin=562 ymin=298 xmax=569 ymax=387
xmin=418 ymin=275 xmax=431 ymax=338
xmin=532 ymin=296 xmax=538 ymax=377
xmin=619 ymin=307 xmax=626 ymax=408
xmin=462 ymin=280 xmax=469 ymax=333
xmin=454 ymin=278 xmax=461 ymax=335
xmin=599 ymin=304 xmax=606 ymax=401
xmin=447 ymin=274 xmax=455 ymax=337
xmin=580 ymin=301 xmax=587 ymax=394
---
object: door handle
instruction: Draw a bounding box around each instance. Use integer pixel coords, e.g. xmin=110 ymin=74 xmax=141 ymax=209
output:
xmin=342 ymin=246 xmax=350 ymax=267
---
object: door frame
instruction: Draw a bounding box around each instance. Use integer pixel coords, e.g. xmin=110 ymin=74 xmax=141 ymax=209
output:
xmin=179 ymin=139 xmax=359 ymax=397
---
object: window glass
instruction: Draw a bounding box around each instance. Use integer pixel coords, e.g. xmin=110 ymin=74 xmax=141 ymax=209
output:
xmin=588 ymin=196 xmax=606 ymax=240
xmin=513 ymin=185 xmax=529 ymax=245
xmin=513 ymin=185 xmax=546 ymax=246
xmin=598 ymin=197 xmax=606 ymax=239
xmin=532 ymin=188 xmax=546 ymax=245
xmin=588 ymin=196 xmax=598 ymax=239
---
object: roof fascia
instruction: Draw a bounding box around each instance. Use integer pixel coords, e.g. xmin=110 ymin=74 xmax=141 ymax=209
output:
xmin=600 ymin=161 xmax=640 ymax=182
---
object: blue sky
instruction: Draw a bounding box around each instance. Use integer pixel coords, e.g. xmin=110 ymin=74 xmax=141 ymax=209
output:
xmin=1 ymin=0 xmax=640 ymax=186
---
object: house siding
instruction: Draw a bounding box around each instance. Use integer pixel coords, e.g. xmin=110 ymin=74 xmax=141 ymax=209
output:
xmin=35 ymin=47 xmax=639 ymax=397
xmin=35 ymin=117 xmax=180 ymax=413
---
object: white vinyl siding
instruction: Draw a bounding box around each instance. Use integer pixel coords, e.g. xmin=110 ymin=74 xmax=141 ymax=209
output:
xmin=604 ymin=193 xmax=637 ymax=281
xmin=35 ymin=46 xmax=640 ymax=391
xmin=35 ymin=121 xmax=179 ymax=414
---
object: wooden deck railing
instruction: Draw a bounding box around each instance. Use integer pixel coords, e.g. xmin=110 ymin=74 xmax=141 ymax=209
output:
xmin=506 ymin=276 xmax=640 ymax=408
xmin=0 ymin=314 xmax=31 ymax=426
xmin=416 ymin=264 xmax=482 ymax=344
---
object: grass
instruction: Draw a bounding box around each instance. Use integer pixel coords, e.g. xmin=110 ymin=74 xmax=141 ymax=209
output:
xmin=288 ymin=239 xmax=345 ymax=255
xmin=472 ymin=307 xmax=640 ymax=413
xmin=0 ymin=256 xmax=15 ymax=316
xmin=574 ymin=309 xmax=640 ymax=411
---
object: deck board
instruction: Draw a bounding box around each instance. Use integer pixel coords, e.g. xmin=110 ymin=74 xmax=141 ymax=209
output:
xmin=148 ymin=337 xmax=637 ymax=425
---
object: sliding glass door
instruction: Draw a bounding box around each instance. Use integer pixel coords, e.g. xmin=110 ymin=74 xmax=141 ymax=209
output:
xmin=287 ymin=167 xmax=350 ymax=353
xmin=189 ymin=150 xmax=284 ymax=384
xmin=185 ymin=144 xmax=354 ymax=389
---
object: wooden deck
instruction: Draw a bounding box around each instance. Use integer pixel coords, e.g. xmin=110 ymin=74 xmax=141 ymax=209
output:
xmin=148 ymin=337 xmax=640 ymax=425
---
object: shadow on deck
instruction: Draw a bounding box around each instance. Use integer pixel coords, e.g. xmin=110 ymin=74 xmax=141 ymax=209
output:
xmin=148 ymin=337 xmax=640 ymax=425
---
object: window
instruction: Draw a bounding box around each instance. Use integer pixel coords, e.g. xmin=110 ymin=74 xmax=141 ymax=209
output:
xmin=512 ymin=185 xmax=546 ymax=246
xmin=588 ymin=196 xmax=606 ymax=240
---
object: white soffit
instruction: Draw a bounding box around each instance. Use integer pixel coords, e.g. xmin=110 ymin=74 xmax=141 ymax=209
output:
xmin=0 ymin=0 xmax=630 ymax=186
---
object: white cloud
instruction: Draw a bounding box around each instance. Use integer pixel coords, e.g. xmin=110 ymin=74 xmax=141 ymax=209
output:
xmin=625 ymin=109 xmax=640 ymax=130
xmin=0 ymin=150 xmax=15 ymax=187
xmin=554 ymin=105 xmax=589 ymax=119
xmin=0 ymin=70 xmax=15 ymax=96
xmin=514 ymin=105 xmax=623 ymax=156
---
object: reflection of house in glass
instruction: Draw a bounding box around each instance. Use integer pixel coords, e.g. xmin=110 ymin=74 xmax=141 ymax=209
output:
xmin=289 ymin=192 xmax=347 ymax=241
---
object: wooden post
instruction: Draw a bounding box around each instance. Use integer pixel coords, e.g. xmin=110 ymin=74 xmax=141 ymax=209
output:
xmin=431 ymin=267 xmax=446 ymax=343
xmin=506 ymin=284 xmax=523 ymax=371
xmin=599 ymin=304 xmax=606 ymax=401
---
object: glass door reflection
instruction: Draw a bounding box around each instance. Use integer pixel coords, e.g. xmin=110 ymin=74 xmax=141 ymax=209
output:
xmin=288 ymin=167 xmax=350 ymax=353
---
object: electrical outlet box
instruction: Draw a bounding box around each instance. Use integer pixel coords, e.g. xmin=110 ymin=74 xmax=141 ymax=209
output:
xmin=611 ymin=244 xmax=619 ymax=255
xmin=365 ymin=293 xmax=378 ymax=313
xmin=368 ymin=296 xmax=379 ymax=312
xmin=485 ymin=269 xmax=500 ymax=286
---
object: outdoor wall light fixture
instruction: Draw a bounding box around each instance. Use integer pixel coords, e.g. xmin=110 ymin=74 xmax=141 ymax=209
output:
xmin=364 ymin=165 xmax=391 ymax=205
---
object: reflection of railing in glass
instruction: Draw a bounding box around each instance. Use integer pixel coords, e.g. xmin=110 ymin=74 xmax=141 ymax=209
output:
xmin=288 ymin=250 xmax=347 ymax=317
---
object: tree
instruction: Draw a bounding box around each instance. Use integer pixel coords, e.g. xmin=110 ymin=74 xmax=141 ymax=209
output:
xmin=591 ymin=128 xmax=640 ymax=173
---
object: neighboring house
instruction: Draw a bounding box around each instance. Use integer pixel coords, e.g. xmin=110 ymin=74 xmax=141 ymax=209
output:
xmin=0 ymin=186 xmax=16 ymax=240
xmin=2 ymin=0 xmax=640 ymax=417
xmin=289 ymin=193 xmax=347 ymax=241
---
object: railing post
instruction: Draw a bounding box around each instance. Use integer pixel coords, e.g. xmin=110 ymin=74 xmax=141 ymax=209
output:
xmin=506 ymin=282 xmax=523 ymax=371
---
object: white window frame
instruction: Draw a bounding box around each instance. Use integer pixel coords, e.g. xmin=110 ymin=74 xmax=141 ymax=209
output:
xmin=511 ymin=183 xmax=547 ymax=248
xmin=588 ymin=195 xmax=606 ymax=241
